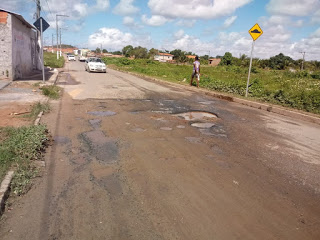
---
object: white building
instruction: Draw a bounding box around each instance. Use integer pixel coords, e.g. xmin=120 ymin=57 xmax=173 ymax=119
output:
xmin=154 ymin=53 xmax=174 ymax=62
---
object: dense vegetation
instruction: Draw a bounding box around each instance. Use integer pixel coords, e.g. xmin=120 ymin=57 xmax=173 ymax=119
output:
xmin=102 ymin=56 xmax=320 ymax=114
xmin=44 ymin=51 xmax=65 ymax=68
xmin=0 ymin=125 xmax=49 ymax=195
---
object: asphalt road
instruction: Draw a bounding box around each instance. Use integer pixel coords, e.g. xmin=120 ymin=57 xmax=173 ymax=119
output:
xmin=1 ymin=59 xmax=320 ymax=239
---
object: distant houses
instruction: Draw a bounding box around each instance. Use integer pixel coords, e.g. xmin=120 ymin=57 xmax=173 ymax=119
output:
xmin=154 ymin=53 xmax=174 ymax=62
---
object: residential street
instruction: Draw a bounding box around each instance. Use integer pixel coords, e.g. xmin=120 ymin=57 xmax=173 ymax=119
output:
xmin=1 ymin=60 xmax=320 ymax=239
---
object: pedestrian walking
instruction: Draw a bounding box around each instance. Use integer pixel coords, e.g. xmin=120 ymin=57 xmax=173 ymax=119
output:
xmin=190 ymin=56 xmax=200 ymax=87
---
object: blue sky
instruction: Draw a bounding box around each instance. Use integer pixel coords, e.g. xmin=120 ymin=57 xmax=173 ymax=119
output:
xmin=1 ymin=0 xmax=320 ymax=60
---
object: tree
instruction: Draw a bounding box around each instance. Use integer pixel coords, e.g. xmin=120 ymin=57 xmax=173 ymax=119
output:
xmin=122 ymin=45 xmax=133 ymax=57
xmin=112 ymin=51 xmax=122 ymax=55
xmin=96 ymin=47 xmax=101 ymax=54
xmin=220 ymin=52 xmax=233 ymax=65
xmin=201 ymin=55 xmax=209 ymax=61
xmin=148 ymin=48 xmax=158 ymax=59
xmin=170 ymin=49 xmax=187 ymax=63
xmin=269 ymin=53 xmax=293 ymax=70
xmin=131 ymin=46 xmax=148 ymax=59
xmin=102 ymin=49 xmax=108 ymax=53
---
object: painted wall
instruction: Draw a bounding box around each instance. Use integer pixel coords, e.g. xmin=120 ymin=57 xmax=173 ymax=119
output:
xmin=0 ymin=12 xmax=13 ymax=80
xmin=154 ymin=54 xmax=173 ymax=62
xmin=11 ymin=14 xmax=36 ymax=80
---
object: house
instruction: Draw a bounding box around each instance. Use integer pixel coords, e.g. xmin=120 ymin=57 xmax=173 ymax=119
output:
xmin=209 ymin=58 xmax=221 ymax=66
xmin=0 ymin=8 xmax=39 ymax=80
xmin=186 ymin=55 xmax=196 ymax=60
xmin=154 ymin=53 xmax=174 ymax=62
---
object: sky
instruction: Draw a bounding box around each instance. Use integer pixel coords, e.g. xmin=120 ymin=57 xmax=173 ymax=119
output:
xmin=1 ymin=0 xmax=320 ymax=60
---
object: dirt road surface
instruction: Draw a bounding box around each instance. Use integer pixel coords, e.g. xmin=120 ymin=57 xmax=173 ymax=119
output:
xmin=1 ymin=61 xmax=320 ymax=239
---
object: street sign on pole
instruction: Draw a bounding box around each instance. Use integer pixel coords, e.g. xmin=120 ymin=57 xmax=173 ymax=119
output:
xmin=246 ymin=23 xmax=263 ymax=97
xmin=33 ymin=17 xmax=50 ymax=32
xmin=34 ymin=17 xmax=50 ymax=83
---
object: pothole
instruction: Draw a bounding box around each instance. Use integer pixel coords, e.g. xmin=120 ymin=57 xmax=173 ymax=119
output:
xmin=87 ymin=111 xmax=116 ymax=116
xmin=174 ymin=111 xmax=217 ymax=121
xmin=89 ymin=119 xmax=101 ymax=129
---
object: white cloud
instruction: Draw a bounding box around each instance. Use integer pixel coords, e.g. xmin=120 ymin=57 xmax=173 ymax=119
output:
xmin=176 ymin=19 xmax=196 ymax=28
xmin=88 ymin=28 xmax=152 ymax=51
xmin=89 ymin=28 xmax=133 ymax=50
xmin=113 ymin=0 xmax=139 ymax=16
xmin=223 ymin=16 xmax=237 ymax=28
xmin=148 ymin=0 xmax=252 ymax=19
xmin=266 ymin=0 xmax=319 ymax=17
xmin=174 ymin=30 xmax=185 ymax=39
xmin=141 ymin=15 xmax=169 ymax=26
xmin=312 ymin=9 xmax=320 ymax=23
xmin=123 ymin=16 xmax=141 ymax=28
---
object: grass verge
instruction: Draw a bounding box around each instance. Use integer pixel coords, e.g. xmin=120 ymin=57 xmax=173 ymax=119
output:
xmin=0 ymin=125 xmax=49 ymax=195
xmin=44 ymin=52 xmax=65 ymax=68
xmin=103 ymin=57 xmax=320 ymax=114
xmin=22 ymin=102 xmax=51 ymax=121
xmin=40 ymin=85 xmax=62 ymax=99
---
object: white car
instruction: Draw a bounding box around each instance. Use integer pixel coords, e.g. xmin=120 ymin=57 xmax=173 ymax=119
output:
xmin=85 ymin=58 xmax=107 ymax=73
xmin=67 ymin=55 xmax=75 ymax=61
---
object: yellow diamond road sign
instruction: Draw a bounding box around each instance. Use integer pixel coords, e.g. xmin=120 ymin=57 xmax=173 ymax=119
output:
xmin=249 ymin=23 xmax=263 ymax=41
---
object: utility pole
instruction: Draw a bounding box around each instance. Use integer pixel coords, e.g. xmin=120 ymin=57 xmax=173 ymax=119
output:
xmin=56 ymin=14 xmax=69 ymax=59
xmin=52 ymin=33 xmax=54 ymax=53
xmin=36 ymin=0 xmax=41 ymax=69
xmin=60 ymin=27 xmax=62 ymax=57
xmin=300 ymin=51 xmax=306 ymax=70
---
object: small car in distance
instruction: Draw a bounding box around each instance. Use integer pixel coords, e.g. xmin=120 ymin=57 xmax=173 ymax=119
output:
xmin=67 ymin=55 xmax=76 ymax=61
xmin=79 ymin=55 xmax=87 ymax=62
xmin=85 ymin=58 xmax=106 ymax=73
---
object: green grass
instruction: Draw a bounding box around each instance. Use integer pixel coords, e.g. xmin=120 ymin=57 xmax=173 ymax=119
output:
xmin=103 ymin=57 xmax=320 ymax=114
xmin=40 ymin=85 xmax=62 ymax=99
xmin=23 ymin=102 xmax=50 ymax=121
xmin=0 ymin=125 xmax=49 ymax=195
xmin=44 ymin=52 xmax=65 ymax=68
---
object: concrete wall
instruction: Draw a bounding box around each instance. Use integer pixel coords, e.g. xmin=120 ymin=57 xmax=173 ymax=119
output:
xmin=11 ymin=14 xmax=36 ymax=80
xmin=209 ymin=58 xmax=221 ymax=66
xmin=0 ymin=12 xmax=13 ymax=80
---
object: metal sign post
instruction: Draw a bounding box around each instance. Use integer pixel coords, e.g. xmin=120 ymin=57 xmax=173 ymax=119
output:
xmin=246 ymin=23 xmax=263 ymax=97
xmin=33 ymin=17 xmax=50 ymax=83
xmin=40 ymin=18 xmax=45 ymax=83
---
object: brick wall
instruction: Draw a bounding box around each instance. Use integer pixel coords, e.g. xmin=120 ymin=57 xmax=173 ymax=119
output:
xmin=0 ymin=11 xmax=12 ymax=80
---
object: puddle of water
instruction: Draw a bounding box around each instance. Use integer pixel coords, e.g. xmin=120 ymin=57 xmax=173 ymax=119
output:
xmin=87 ymin=111 xmax=116 ymax=116
xmin=89 ymin=119 xmax=101 ymax=129
xmin=176 ymin=125 xmax=185 ymax=129
xmin=191 ymin=123 xmax=215 ymax=128
xmin=185 ymin=137 xmax=202 ymax=143
xmin=80 ymin=130 xmax=118 ymax=163
xmin=174 ymin=111 xmax=217 ymax=121
xmin=199 ymin=129 xmax=216 ymax=136
xmin=151 ymin=110 xmax=173 ymax=114
xmin=54 ymin=136 xmax=71 ymax=144
xmin=160 ymin=127 xmax=172 ymax=131
xmin=92 ymin=174 xmax=123 ymax=198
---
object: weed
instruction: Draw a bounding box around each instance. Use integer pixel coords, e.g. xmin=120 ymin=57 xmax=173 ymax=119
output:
xmin=40 ymin=85 xmax=61 ymax=99
xmin=23 ymin=102 xmax=50 ymax=120
xmin=0 ymin=125 xmax=49 ymax=195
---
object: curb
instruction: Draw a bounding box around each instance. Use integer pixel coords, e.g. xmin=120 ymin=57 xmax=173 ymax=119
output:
xmin=110 ymin=66 xmax=320 ymax=125
xmin=0 ymin=69 xmax=59 ymax=217
xmin=0 ymin=171 xmax=14 ymax=216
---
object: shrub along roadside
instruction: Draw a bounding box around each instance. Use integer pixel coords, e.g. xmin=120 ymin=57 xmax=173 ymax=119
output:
xmin=103 ymin=57 xmax=320 ymax=114
xmin=40 ymin=85 xmax=62 ymax=99
xmin=0 ymin=125 xmax=49 ymax=195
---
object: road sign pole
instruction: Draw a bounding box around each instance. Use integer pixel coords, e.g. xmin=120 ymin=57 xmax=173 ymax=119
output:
xmin=246 ymin=40 xmax=255 ymax=97
xmin=40 ymin=18 xmax=45 ymax=83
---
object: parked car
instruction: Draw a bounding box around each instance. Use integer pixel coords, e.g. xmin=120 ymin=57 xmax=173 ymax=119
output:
xmin=67 ymin=55 xmax=75 ymax=61
xmin=85 ymin=58 xmax=106 ymax=73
